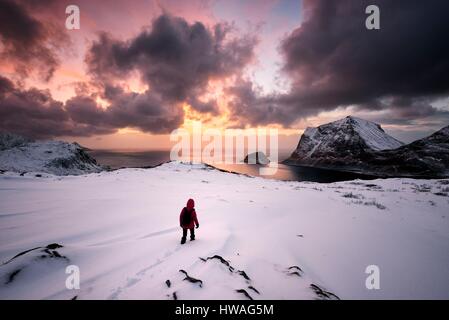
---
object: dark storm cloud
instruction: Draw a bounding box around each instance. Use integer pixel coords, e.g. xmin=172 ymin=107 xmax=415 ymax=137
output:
xmin=358 ymin=96 xmax=449 ymax=128
xmin=85 ymin=14 xmax=257 ymax=114
xmin=367 ymin=97 xmax=449 ymax=120
xmin=5 ymin=1 xmax=448 ymax=140
xmin=0 ymin=75 xmax=185 ymax=139
xmin=229 ymin=0 xmax=449 ymax=126
xmin=105 ymin=90 xmax=184 ymax=134
xmin=0 ymin=13 xmax=257 ymax=138
xmin=0 ymin=75 xmax=114 ymax=139
xmin=0 ymin=0 xmax=68 ymax=81
xmin=66 ymin=88 xmax=184 ymax=134
xmin=226 ymin=80 xmax=293 ymax=127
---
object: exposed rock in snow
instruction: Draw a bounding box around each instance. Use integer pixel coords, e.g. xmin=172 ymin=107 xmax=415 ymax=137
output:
xmin=243 ymin=152 xmax=270 ymax=164
xmin=0 ymin=132 xmax=33 ymax=151
xmin=284 ymin=116 xmax=449 ymax=178
xmin=0 ymin=133 xmax=103 ymax=175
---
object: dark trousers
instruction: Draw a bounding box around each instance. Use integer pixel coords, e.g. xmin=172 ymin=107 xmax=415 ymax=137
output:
xmin=182 ymin=228 xmax=195 ymax=240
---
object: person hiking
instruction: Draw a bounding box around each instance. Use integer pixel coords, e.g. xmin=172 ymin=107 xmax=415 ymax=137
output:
xmin=179 ymin=198 xmax=199 ymax=244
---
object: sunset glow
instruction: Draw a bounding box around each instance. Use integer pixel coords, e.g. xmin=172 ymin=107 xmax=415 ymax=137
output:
xmin=1 ymin=0 xmax=448 ymax=148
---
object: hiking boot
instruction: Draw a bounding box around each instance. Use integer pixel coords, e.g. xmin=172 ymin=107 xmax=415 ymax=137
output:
xmin=181 ymin=238 xmax=186 ymax=244
xmin=190 ymin=237 xmax=195 ymax=241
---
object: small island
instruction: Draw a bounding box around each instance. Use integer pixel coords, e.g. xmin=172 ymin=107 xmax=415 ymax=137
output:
xmin=243 ymin=151 xmax=270 ymax=165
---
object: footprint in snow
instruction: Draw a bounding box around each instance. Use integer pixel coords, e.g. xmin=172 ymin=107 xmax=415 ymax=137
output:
xmin=286 ymin=266 xmax=304 ymax=277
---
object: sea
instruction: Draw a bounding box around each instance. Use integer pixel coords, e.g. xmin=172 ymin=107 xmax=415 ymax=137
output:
xmin=87 ymin=149 xmax=376 ymax=183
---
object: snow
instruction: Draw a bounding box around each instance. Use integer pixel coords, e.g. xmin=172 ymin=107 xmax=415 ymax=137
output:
xmin=306 ymin=116 xmax=404 ymax=152
xmin=0 ymin=132 xmax=32 ymax=151
xmin=337 ymin=116 xmax=403 ymax=151
xmin=296 ymin=116 xmax=404 ymax=160
xmin=302 ymin=127 xmax=322 ymax=158
xmin=0 ymin=140 xmax=103 ymax=175
xmin=0 ymin=162 xmax=448 ymax=300
xmin=286 ymin=116 xmax=407 ymax=171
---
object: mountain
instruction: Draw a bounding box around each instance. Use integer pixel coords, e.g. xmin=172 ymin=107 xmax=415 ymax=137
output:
xmin=283 ymin=116 xmax=449 ymax=178
xmin=0 ymin=133 xmax=103 ymax=175
xmin=366 ymin=125 xmax=449 ymax=178
xmin=283 ymin=116 xmax=403 ymax=169
xmin=0 ymin=132 xmax=33 ymax=151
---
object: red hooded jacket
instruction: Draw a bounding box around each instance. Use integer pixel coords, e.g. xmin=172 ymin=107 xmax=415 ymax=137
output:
xmin=179 ymin=199 xmax=199 ymax=229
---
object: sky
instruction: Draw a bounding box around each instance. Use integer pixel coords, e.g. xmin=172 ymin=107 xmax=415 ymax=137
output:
xmin=1 ymin=0 xmax=449 ymax=150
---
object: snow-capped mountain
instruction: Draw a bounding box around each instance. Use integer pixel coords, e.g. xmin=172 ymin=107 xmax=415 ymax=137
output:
xmin=284 ymin=117 xmax=449 ymax=178
xmin=367 ymin=125 xmax=449 ymax=178
xmin=0 ymin=132 xmax=33 ymax=151
xmin=0 ymin=133 xmax=103 ymax=175
xmin=283 ymin=116 xmax=403 ymax=169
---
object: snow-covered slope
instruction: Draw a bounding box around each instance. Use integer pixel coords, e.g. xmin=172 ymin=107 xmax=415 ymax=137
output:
xmin=0 ymin=133 xmax=103 ymax=175
xmin=0 ymin=162 xmax=448 ymax=299
xmin=341 ymin=116 xmax=403 ymax=150
xmin=0 ymin=132 xmax=33 ymax=151
xmin=284 ymin=116 xmax=403 ymax=169
xmin=304 ymin=116 xmax=403 ymax=154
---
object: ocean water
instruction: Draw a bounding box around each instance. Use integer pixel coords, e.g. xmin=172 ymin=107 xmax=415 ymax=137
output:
xmin=87 ymin=149 xmax=376 ymax=183
xmin=88 ymin=149 xmax=170 ymax=169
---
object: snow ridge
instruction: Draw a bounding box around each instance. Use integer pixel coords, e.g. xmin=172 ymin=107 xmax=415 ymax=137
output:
xmin=0 ymin=133 xmax=103 ymax=175
xmin=336 ymin=116 xmax=403 ymax=151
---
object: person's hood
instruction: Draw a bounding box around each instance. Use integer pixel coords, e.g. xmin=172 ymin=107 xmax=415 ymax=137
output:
xmin=186 ymin=199 xmax=195 ymax=210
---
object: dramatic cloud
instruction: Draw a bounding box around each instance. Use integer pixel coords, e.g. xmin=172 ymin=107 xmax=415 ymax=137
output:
xmin=0 ymin=12 xmax=257 ymax=138
xmin=0 ymin=0 xmax=68 ymax=81
xmin=65 ymin=87 xmax=184 ymax=134
xmin=228 ymin=0 xmax=449 ymax=127
xmin=2 ymin=1 xmax=449 ymax=141
xmin=0 ymin=75 xmax=114 ymax=139
xmin=85 ymin=14 xmax=257 ymax=114
xmin=226 ymin=80 xmax=292 ymax=127
xmin=0 ymin=75 xmax=185 ymax=139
